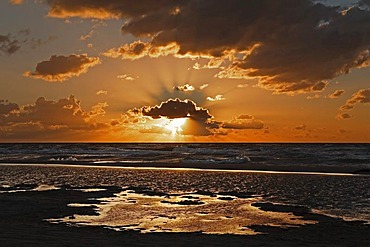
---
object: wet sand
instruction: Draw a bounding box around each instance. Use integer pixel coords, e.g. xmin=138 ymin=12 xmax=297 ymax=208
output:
xmin=0 ymin=184 xmax=369 ymax=247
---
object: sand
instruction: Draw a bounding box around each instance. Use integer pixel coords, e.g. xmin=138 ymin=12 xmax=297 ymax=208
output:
xmin=0 ymin=184 xmax=369 ymax=247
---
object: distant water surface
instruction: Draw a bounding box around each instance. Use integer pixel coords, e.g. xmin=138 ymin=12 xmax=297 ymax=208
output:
xmin=0 ymin=143 xmax=369 ymax=173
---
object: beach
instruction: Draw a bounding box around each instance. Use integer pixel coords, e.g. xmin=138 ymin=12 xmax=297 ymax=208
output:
xmin=0 ymin=164 xmax=369 ymax=246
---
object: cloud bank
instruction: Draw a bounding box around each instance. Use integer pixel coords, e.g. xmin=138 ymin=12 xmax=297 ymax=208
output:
xmin=42 ymin=0 xmax=370 ymax=94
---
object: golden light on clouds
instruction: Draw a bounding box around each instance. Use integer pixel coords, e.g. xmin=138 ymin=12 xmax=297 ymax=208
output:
xmin=164 ymin=117 xmax=188 ymax=136
xmin=1 ymin=0 xmax=370 ymax=142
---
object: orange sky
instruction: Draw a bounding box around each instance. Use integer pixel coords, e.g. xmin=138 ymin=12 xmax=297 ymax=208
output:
xmin=0 ymin=0 xmax=369 ymax=142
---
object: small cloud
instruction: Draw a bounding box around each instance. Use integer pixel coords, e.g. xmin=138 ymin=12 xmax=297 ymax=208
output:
xmin=207 ymin=95 xmax=225 ymax=101
xmin=338 ymin=129 xmax=351 ymax=134
xmin=24 ymin=54 xmax=100 ymax=82
xmin=237 ymin=84 xmax=248 ymax=88
xmin=199 ymin=84 xmax=208 ymax=90
xmin=96 ymin=90 xmax=108 ymax=95
xmin=306 ymin=94 xmax=321 ymax=100
xmin=336 ymin=112 xmax=352 ymax=120
xmin=117 ymin=74 xmax=136 ymax=81
xmin=328 ymin=89 xmax=345 ymax=99
xmin=294 ymin=124 xmax=307 ymax=131
xmin=193 ymin=63 xmax=201 ymax=70
xmin=174 ymin=84 xmax=195 ymax=92
xmin=80 ymin=30 xmax=94 ymax=41
xmin=0 ymin=34 xmax=20 ymax=55
xmin=222 ymin=114 xmax=264 ymax=129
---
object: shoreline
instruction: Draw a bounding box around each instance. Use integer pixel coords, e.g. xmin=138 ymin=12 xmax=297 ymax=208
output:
xmin=0 ymin=162 xmax=368 ymax=176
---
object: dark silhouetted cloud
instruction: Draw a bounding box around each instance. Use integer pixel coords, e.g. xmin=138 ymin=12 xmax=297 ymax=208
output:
xmin=46 ymin=0 xmax=370 ymax=94
xmin=0 ymin=100 xmax=19 ymax=115
xmin=24 ymin=54 xmax=100 ymax=82
xmin=0 ymin=34 xmax=20 ymax=55
xmin=142 ymin=98 xmax=212 ymax=120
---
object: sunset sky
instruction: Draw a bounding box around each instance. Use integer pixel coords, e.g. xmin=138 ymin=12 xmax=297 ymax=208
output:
xmin=0 ymin=0 xmax=369 ymax=142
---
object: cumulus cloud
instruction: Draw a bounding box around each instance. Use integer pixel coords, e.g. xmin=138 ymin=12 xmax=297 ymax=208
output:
xmin=222 ymin=114 xmax=264 ymax=130
xmin=339 ymin=88 xmax=370 ymax=110
xmin=0 ymin=34 xmax=20 ymax=55
xmin=44 ymin=0 xmax=370 ymax=94
xmin=24 ymin=54 xmax=100 ymax=82
xmin=0 ymin=95 xmax=109 ymax=140
xmin=142 ymin=98 xmax=212 ymax=120
xmin=328 ymin=89 xmax=345 ymax=98
xmin=119 ymin=100 xmax=267 ymax=136
xmin=122 ymin=98 xmax=217 ymax=136
xmin=174 ymin=84 xmax=195 ymax=92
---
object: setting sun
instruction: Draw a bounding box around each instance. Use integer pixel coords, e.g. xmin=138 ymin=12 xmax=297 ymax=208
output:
xmin=164 ymin=118 xmax=187 ymax=135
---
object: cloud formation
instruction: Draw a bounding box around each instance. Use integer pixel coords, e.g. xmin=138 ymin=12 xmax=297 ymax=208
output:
xmin=42 ymin=0 xmax=370 ymax=94
xmin=328 ymin=89 xmax=345 ymax=98
xmin=0 ymin=100 xmax=19 ymax=115
xmin=336 ymin=112 xmax=352 ymax=119
xmin=24 ymin=54 xmax=100 ymax=82
xmin=339 ymin=88 xmax=370 ymax=110
xmin=0 ymin=96 xmax=109 ymax=140
xmin=222 ymin=115 xmax=264 ymax=130
xmin=174 ymin=84 xmax=195 ymax=92
xmin=207 ymin=95 xmax=225 ymax=102
xmin=0 ymin=34 xmax=20 ymax=55
xmin=142 ymin=98 xmax=212 ymax=120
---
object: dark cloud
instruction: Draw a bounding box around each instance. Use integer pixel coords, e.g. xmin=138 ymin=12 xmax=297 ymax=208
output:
xmin=0 ymin=100 xmax=19 ymax=115
xmin=124 ymin=98 xmax=216 ymax=136
xmin=24 ymin=54 xmax=100 ymax=82
xmin=339 ymin=88 xmax=370 ymax=110
xmin=328 ymin=89 xmax=345 ymax=98
xmin=124 ymin=100 xmax=266 ymax=136
xmin=45 ymin=0 xmax=370 ymax=94
xmin=0 ymin=34 xmax=21 ymax=55
xmin=142 ymin=98 xmax=212 ymax=120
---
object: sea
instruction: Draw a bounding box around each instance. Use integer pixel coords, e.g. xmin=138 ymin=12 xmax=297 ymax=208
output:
xmin=0 ymin=143 xmax=369 ymax=233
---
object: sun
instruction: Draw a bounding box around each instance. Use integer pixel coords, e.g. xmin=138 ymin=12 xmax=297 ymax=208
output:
xmin=164 ymin=118 xmax=187 ymax=135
